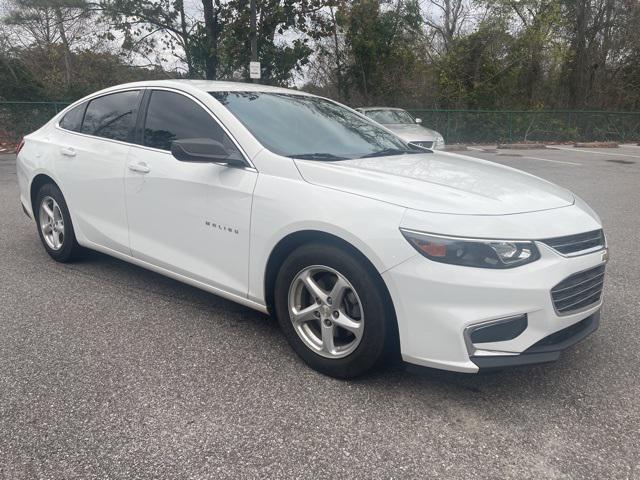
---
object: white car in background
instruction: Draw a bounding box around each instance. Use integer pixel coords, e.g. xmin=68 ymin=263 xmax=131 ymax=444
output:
xmin=356 ymin=107 xmax=445 ymax=150
xmin=16 ymin=80 xmax=606 ymax=378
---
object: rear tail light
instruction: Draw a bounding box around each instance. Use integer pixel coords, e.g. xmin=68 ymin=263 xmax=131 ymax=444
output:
xmin=16 ymin=138 xmax=25 ymax=155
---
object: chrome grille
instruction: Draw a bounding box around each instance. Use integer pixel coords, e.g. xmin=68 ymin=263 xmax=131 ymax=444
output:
xmin=410 ymin=141 xmax=433 ymax=150
xmin=551 ymin=264 xmax=605 ymax=315
xmin=540 ymin=229 xmax=605 ymax=256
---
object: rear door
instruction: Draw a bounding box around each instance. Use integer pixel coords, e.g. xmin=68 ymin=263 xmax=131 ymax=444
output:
xmin=124 ymin=89 xmax=257 ymax=297
xmin=55 ymin=89 xmax=142 ymax=254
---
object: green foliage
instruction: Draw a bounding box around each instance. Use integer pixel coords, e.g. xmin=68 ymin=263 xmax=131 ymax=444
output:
xmin=0 ymin=46 xmax=170 ymax=101
xmin=435 ymin=19 xmax=516 ymax=109
xmin=2 ymin=0 xmax=640 ymax=113
xmin=407 ymin=109 xmax=640 ymax=144
xmin=99 ymin=0 xmax=194 ymax=72
xmin=0 ymin=57 xmax=45 ymax=101
xmin=310 ymin=0 xmax=640 ymax=111
xmin=340 ymin=0 xmax=425 ymax=105
xmin=217 ymin=0 xmax=326 ymax=84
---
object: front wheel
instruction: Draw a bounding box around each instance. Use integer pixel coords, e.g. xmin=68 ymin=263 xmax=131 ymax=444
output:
xmin=274 ymin=243 xmax=395 ymax=378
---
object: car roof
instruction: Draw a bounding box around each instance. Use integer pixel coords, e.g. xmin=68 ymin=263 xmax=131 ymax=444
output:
xmin=102 ymin=79 xmax=310 ymax=96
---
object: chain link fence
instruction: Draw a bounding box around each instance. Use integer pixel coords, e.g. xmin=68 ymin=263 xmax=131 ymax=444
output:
xmin=1 ymin=101 xmax=639 ymax=146
xmin=0 ymin=102 xmax=70 ymax=144
xmin=407 ymin=109 xmax=640 ymax=144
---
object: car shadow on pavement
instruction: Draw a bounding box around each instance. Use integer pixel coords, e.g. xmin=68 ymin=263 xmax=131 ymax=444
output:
xmin=70 ymin=248 xmax=593 ymax=405
xmin=78 ymin=248 xmax=274 ymax=317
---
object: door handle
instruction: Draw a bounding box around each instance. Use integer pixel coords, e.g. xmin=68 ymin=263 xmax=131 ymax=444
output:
xmin=128 ymin=162 xmax=150 ymax=174
xmin=60 ymin=147 xmax=76 ymax=157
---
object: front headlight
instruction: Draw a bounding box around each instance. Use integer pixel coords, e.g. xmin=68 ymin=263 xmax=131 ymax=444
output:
xmin=400 ymin=229 xmax=540 ymax=269
xmin=433 ymin=134 xmax=445 ymax=150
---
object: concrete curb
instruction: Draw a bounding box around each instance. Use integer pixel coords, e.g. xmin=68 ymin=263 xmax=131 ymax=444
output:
xmin=443 ymin=144 xmax=468 ymax=152
xmin=574 ymin=142 xmax=619 ymax=148
xmin=496 ymin=143 xmax=546 ymax=150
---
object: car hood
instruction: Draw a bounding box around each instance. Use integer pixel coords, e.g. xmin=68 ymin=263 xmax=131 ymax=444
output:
xmin=383 ymin=124 xmax=440 ymax=142
xmin=294 ymin=152 xmax=575 ymax=215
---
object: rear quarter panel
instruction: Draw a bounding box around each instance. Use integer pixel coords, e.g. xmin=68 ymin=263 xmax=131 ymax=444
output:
xmin=16 ymin=125 xmax=62 ymax=218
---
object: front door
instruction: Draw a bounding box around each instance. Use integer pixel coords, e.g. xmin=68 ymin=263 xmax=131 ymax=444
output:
xmin=124 ymin=89 xmax=257 ymax=297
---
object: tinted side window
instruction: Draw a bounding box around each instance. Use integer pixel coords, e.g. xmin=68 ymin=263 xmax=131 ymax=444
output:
xmin=143 ymin=90 xmax=242 ymax=159
xmin=81 ymin=91 xmax=140 ymax=142
xmin=59 ymin=103 xmax=86 ymax=132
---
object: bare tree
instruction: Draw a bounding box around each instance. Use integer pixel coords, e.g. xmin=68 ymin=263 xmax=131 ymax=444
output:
xmin=3 ymin=0 xmax=94 ymax=87
xmin=563 ymin=0 xmax=618 ymax=108
xmin=423 ymin=0 xmax=467 ymax=53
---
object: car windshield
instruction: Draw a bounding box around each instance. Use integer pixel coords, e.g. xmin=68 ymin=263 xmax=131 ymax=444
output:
xmin=364 ymin=109 xmax=414 ymax=125
xmin=210 ymin=91 xmax=414 ymax=160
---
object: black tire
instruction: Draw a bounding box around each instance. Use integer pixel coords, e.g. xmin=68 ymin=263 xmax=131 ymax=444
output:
xmin=34 ymin=183 xmax=84 ymax=262
xmin=274 ymin=243 xmax=396 ymax=379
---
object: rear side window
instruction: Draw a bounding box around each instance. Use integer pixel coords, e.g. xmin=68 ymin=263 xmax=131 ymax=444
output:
xmin=143 ymin=90 xmax=242 ymax=159
xmin=59 ymin=103 xmax=86 ymax=132
xmin=81 ymin=91 xmax=140 ymax=142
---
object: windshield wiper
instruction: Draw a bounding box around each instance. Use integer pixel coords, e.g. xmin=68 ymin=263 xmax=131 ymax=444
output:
xmin=288 ymin=153 xmax=347 ymax=161
xmin=360 ymin=148 xmax=418 ymax=158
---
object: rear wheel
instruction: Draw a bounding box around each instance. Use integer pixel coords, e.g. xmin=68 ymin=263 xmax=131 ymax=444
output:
xmin=274 ymin=243 xmax=394 ymax=378
xmin=35 ymin=183 xmax=83 ymax=262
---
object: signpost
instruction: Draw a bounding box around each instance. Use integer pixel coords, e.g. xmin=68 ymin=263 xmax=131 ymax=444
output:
xmin=250 ymin=0 xmax=258 ymax=82
xmin=249 ymin=61 xmax=261 ymax=80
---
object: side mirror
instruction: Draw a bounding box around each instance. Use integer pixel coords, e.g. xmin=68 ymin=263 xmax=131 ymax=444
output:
xmin=171 ymin=138 xmax=245 ymax=167
xmin=415 ymin=118 xmax=422 ymax=124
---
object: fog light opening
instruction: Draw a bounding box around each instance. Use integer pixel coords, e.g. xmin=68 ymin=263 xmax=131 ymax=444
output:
xmin=464 ymin=314 xmax=528 ymax=355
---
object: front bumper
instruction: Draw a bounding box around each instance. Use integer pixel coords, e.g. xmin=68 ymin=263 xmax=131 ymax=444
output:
xmin=382 ymin=244 xmax=606 ymax=373
xmin=22 ymin=201 xmax=32 ymax=219
xmin=470 ymin=310 xmax=599 ymax=370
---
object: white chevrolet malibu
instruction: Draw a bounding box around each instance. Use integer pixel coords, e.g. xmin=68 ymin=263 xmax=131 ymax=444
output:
xmin=16 ymin=80 xmax=607 ymax=378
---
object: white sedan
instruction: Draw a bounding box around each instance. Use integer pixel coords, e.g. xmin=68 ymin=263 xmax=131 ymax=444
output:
xmin=16 ymin=80 xmax=607 ymax=378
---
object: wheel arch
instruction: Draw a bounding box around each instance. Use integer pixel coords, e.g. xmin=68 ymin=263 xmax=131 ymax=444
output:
xmin=263 ymin=230 xmax=398 ymax=325
xmin=30 ymin=174 xmax=60 ymax=214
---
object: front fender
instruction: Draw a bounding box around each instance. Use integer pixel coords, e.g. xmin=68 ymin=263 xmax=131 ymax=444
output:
xmin=247 ymin=174 xmax=415 ymax=304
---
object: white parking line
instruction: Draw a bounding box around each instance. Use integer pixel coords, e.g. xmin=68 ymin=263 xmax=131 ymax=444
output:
xmin=522 ymin=155 xmax=582 ymax=166
xmin=551 ymin=146 xmax=640 ymax=159
xmin=466 ymin=150 xmax=582 ymax=166
xmin=467 ymin=146 xmax=486 ymax=151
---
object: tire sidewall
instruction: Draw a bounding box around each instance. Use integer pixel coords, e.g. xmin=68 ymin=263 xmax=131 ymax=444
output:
xmin=274 ymin=243 xmax=391 ymax=378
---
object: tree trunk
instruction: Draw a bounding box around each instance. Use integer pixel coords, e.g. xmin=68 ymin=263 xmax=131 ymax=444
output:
xmin=330 ymin=7 xmax=347 ymax=101
xmin=201 ymin=0 xmax=219 ymax=80
xmin=53 ymin=6 xmax=72 ymax=89
xmin=595 ymin=0 xmax=616 ymax=108
xmin=568 ymin=0 xmax=590 ymax=108
xmin=176 ymin=0 xmax=194 ymax=77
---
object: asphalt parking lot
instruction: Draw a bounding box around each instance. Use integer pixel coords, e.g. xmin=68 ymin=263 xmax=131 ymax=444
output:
xmin=1 ymin=145 xmax=639 ymax=479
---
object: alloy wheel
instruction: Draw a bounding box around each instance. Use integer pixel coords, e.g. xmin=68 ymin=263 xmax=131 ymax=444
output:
xmin=39 ymin=196 xmax=65 ymax=251
xmin=288 ymin=265 xmax=364 ymax=359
